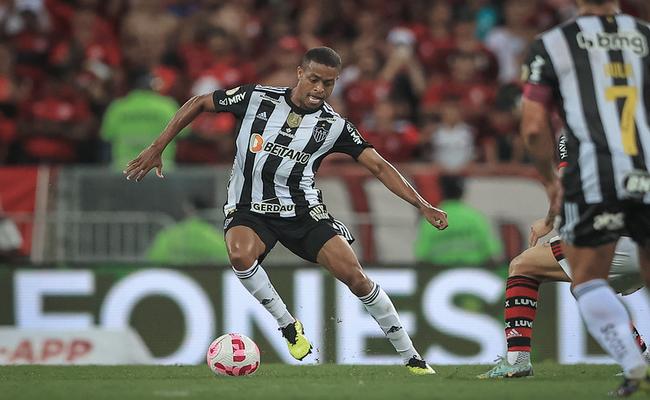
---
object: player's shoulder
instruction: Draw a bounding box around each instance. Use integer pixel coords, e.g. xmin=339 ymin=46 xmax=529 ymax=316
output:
xmin=534 ymin=18 xmax=575 ymax=43
xmin=252 ymin=84 xmax=289 ymax=95
xmin=321 ymin=101 xmax=343 ymax=120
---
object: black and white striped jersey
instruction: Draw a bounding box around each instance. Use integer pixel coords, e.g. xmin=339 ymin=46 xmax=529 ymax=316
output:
xmin=212 ymin=84 xmax=373 ymax=217
xmin=523 ymin=14 xmax=650 ymax=204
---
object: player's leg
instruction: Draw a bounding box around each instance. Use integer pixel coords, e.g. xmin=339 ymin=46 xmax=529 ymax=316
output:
xmin=316 ymin=235 xmax=434 ymax=374
xmin=566 ymin=242 xmax=648 ymax=385
xmin=479 ymin=242 xmax=569 ymax=378
xmin=225 ymin=220 xmax=311 ymax=360
xmin=637 ymin=240 xmax=650 ymax=291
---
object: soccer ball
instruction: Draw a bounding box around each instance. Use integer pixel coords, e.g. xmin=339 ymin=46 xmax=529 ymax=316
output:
xmin=206 ymin=333 xmax=260 ymax=377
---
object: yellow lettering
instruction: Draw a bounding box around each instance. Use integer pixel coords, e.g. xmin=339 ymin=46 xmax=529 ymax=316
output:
xmin=604 ymin=63 xmax=633 ymax=79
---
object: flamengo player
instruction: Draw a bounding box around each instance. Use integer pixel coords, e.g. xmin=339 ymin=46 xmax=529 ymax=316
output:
xmin=521 ymin=0 xmax=650 ymax=395
xmin=124 ymin=47 xmax=447 ymax=374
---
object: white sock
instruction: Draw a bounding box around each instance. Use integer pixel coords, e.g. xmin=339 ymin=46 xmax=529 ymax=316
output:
xmin=574 ymin=279 xmax=647 ymax=379
xmin=506 ymin=351 xmax=530 ymax=365
xmin=233 ymin=261 xmax=295 ymax=328
xmin=359 ymin=283 xmax=420 ymax=364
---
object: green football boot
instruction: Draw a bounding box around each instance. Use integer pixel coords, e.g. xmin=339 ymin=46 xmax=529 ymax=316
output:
xmin=477 ymin=356 xmax=533 ymax=379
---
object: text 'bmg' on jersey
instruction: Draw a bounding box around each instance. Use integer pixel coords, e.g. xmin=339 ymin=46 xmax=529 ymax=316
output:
xmin=212 ymin=84 xmax=372 ymax=217
xmin=523 ymin=14 xmax=650 ymax=204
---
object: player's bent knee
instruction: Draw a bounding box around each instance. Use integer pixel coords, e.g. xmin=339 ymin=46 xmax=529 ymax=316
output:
xmin=509 ymin=255 xmax=534 ymax=277
xmin=343 ymin=271 xmax=373 ymax=297
xmin=228 ymin=250 xmax=258 ymax=271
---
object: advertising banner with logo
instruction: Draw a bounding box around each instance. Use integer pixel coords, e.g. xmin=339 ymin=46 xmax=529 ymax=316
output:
xmin=0 ymin=328 xmax=152 ymax=365
xmin=1 ymin=266 xmax=648 ymax=365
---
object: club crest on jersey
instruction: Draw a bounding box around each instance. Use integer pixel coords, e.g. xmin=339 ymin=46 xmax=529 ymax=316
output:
xmin=249 ymin=133 xmax=264 ymax=153
xmin=286 ymin=112 xmax=303 ymax=128
xmin=312 ymin=126 xmax=328 ymax=142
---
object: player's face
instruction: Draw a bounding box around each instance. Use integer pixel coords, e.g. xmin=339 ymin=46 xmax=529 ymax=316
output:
xmin=295 ymin=61 xmax=339 ymax=110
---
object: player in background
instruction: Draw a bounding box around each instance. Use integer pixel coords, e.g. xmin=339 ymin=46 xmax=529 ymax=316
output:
xmin=124 ymin=47 xmax=447 ymax=375
xmin=521 ymin=0 xmax=650 ymax=395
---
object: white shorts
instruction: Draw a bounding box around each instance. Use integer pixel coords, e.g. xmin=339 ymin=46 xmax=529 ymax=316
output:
xmin=549 ymin=236 xmax=643 ymax=295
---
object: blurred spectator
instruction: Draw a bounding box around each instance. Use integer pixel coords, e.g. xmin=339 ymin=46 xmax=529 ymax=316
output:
xmin=49 ymin=7 xmax=120 ymax=113
xmin=452 ymin=14 xmax=498 ymax=82
xmin=382 ymin=27 xmax=427 ymax=111
xmin=146 ymin=197 xmax=229 ymax=266
xmin=414 ymin=1 xmax=456 ymax=77
xmin=9 ymin=8 xmax=50 ymax=84
xmin=100 ymin=70 xmax=181 ymax=170
xmin=0 ymin=41 xmax=29 ymax=164
xmin=469 ymin=0 xmax=499 ymax=40
xmin=423 ymin=98 xmax=475 ymax=171
xmin=415 ymin=175 xmax=503 ymax=268
xmin=485 ymin=0 xmax=536 ymax=83
xmin=15 ymin=71 xmax=95 ymax=163
xmin=361 ymin=99 xmax=419 ymax=163
xmin=121 ymin=0 xmax=178 ymax=71
xmin=342 ymin=47 xmax=390 ymax=125
xmin=260 ymin=35 xmax=303 ymax=87
xmin=295 ymin=3 xmax=325 ymax=50
xmin=422 ymin=51 xmax=496 ymax=121
xmin=483 ymin=83 xmax=527 ymax=164
xmin=187 ymin=26 xmax=256 ymax=94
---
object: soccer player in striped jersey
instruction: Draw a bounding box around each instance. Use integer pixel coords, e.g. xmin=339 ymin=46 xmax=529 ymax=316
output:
xmin=521 ymin=0 xmax=650 ymax=395
xmin=124 ymin=47 xmax=448 ymax=375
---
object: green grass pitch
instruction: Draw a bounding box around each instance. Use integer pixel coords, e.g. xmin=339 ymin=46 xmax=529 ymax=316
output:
xmin=0 ymin=363 xmax=625 ymax=400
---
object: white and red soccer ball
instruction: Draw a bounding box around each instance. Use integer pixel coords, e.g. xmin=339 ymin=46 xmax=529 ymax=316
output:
xmin=206 ymin=333 xmax=260 ymax=377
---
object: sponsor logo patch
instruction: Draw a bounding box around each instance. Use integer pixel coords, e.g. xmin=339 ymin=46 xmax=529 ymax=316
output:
xmin=593 ymin=212 xmax=625 ymax=231
xmin=624 ymin=170 xmax=650 ymax=198
xmin=577 ymin=31 xmax=648 ymax=57
xmin=263 ymin=142 xmax=310 ymax=164
xmin=346 ymin=123 xmax=363 ymax=145
xmin=251 ymin=203 xmax=295 ymax=214
xmin=249 ymin=134 xmax=264 ymax=153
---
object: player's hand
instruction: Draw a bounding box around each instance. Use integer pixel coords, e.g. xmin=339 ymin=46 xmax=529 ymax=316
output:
xmin=422 ymin=205 xmax=448 ymax=230
xmin=528 ymin=218 xmax=553 ymax=248
xmin=124 ymin=145 xmax=165 ymax=182
xmin=544 ymin=178 xmax=562 ymax=227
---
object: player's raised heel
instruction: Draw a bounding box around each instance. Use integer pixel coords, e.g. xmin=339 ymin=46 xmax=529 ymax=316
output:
xmin=477 ymin=356 xmax=533 ymax=379
xmin=610 ymin=369 xmax=650 ymax=397
xmin=280 ymin=320 xmax=312 ymax=361
xmin=405 ymin=356 xmax=436 ymax=375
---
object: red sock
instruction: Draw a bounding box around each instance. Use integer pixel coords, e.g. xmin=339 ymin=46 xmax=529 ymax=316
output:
xmin=505 ymin=275 xmax=540 ymax=352
xmin=632 ymin=325 xmax=647 ymax=353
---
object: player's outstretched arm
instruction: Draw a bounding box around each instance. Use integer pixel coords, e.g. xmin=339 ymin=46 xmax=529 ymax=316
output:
xmin=124 ymin=93 xmax=216 ymax=181
xmin=357 ymin=148 xmax=448 ymax=230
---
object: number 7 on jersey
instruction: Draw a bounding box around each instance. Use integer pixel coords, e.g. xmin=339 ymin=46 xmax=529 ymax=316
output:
xmin=605 ymin=85 xmax=639 ymax=156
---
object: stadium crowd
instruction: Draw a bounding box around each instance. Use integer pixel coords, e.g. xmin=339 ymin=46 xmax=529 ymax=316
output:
xmin=0 ymin=0 xmax=648 ymax=168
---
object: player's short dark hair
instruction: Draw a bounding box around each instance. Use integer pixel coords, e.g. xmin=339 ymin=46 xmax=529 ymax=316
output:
xmin=439 ymin=175 xmax=465 ymax=200
xmin=302 ymin=47 xmax=342 ymax=70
